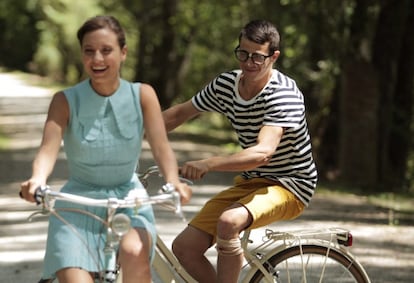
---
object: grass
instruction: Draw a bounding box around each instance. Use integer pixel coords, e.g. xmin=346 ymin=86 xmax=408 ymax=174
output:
xmin=367 ymin=192 xmax=414 ymax=213
xmin=0 ymin=131 xmax=9 ymax=149
xmin=317 ymin=181 xmax=414 ymax=226
xmin=317 ymin=181 xmax=414 ymax=211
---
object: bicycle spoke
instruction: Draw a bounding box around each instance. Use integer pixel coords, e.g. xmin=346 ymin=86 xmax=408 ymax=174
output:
xmin=248 ymin=245 xmax=369 ymax=283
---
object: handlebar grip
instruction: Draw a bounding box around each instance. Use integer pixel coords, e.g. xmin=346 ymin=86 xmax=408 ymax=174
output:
xmin=160 ymin=183 xmax=184 ymax=217
xmin=34 ymin=185 xmax=49 ymax=205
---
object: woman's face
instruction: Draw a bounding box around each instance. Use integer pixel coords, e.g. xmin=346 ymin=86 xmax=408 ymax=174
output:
xmin=81 ymin=28 xmax=127 ymax=84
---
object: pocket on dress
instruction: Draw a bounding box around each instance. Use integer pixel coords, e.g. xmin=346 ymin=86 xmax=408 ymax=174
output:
xmin=115 ymin=112 xmax=140 ymax=139
xmin=79 ymin=119 xmax=102 ymax=141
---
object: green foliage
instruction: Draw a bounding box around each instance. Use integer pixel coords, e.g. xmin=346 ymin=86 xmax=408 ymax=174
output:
xmin=163 ymin=0 xmax=272 ymax=101
xmin=32 ymin=0 xmax=103 ymax=83
xmin=407 ymin=151 xmax=414 ymax=194
xmin=0 ymin=130 xmax=9 ymax=150
xmin=2 ymin=0 xmax=413 ymax=194
xmin=0 ymin=0 xmax=40 ymax=70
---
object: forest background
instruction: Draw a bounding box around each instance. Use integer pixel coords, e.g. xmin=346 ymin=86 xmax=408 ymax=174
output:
xmin=0 ymin=0 xmax=413 ymax=197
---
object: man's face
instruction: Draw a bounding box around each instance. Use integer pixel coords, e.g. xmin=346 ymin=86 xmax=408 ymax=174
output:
xmin=237 ymin=36 xmax=279 ymax=83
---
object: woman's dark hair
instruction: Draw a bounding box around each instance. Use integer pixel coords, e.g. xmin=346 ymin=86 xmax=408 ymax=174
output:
xmin=77 ymin=15 xmax=126 ymax=48
xmin=239 ymin=20 xmax=280 ymax=53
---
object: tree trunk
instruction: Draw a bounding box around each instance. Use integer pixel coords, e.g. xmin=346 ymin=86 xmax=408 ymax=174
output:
xmin=372 ymin=0 xmax=412 ymax=191
xmin=339 ymin=60 xmax=379 ymax=189
xmin=132 ymin=0 xmax=196 ymax=109
xmin=386 ymin=1 xmax=414 ymax=192
xmin=337 ymin=0 xmax=379 ymax=189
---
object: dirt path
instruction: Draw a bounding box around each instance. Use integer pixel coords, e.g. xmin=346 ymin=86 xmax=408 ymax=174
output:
xmin=1 ymin=72 xmax=413 ymax=282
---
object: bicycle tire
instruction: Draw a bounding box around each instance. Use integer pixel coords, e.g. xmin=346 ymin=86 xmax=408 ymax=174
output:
xmin=248 ymin=244 xmax=369 ymax=283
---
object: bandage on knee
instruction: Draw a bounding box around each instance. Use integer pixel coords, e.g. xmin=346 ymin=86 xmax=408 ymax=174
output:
xmin=216 ymin=237 xmax=243 ymax=256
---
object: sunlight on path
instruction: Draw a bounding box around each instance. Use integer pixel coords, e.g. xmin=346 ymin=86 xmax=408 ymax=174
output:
xmin=0 ymin=73 xmax=52 ymax=97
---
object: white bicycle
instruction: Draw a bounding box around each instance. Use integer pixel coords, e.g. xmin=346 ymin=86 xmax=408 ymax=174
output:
xmin=30 ymin=166 xmax=371 ymax=283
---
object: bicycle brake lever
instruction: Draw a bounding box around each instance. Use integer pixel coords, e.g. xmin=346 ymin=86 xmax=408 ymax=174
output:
xmin=171 ymin=191 xmax=187 ymax=222
xmin=27 ymin=210 xmax=50 ymax=222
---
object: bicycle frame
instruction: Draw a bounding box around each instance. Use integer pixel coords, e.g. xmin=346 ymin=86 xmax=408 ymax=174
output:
xmin=136 ymin=166 xmax=370 ymax=283
xmin=151 ymin=227 xmax=371 ymax=283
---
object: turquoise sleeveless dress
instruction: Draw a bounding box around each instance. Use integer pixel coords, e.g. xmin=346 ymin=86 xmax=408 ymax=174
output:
xmin=42 ymin=79 xmax=156 ymax=279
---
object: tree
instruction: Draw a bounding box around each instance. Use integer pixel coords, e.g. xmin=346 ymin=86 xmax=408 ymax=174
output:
xmin=3 ymin=0 xmax=413 ymax=193
xmin=32 ymin=0 xmax=102 ymax=82
xmin=0 ymin=0 xmax=40 ymax=70
xmin=372 ymin=0 xmax=414 ymax=192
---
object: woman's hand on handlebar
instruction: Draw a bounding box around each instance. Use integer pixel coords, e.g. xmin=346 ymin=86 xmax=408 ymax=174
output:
xmin=174 ymin=182 xmax=192 ymax=205
xmin=20 ymin=179 xmax=42 ymax=203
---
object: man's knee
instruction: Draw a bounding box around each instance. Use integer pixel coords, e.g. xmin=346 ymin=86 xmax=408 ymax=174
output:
xmin=172 ymin=227 xmax=212 ymax=259
xmin=172 ymin=235 xmax=186 ymax=258
xmin=217 ymin=205 xmax=252 ymax=236
xmin=216 ymin=237 xmax=243 ymax=257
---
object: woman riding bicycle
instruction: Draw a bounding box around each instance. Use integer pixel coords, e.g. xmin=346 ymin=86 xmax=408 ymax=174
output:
xmin=19 ymin=15 xmax=191 ymax=283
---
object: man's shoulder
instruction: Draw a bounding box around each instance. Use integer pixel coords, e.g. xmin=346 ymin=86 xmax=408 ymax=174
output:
xmin=270 ymin=69 xmax=297 ymax=87
xmin=216 ymin=70 xmax=241 ymax=81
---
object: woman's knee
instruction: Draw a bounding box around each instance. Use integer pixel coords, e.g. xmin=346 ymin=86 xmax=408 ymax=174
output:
xmin=120 ymin=229 xmax=150 ymax=263
xmin=56 ymin=267 xmax=94 ymax=283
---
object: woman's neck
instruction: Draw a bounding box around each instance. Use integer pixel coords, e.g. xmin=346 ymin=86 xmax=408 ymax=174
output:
xmin=90 ymin=78 xmax=120 ymax=97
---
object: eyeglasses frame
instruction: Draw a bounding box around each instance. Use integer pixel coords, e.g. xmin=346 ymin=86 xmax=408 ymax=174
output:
xmin=234 ymin=46 xmax=274 ymax=65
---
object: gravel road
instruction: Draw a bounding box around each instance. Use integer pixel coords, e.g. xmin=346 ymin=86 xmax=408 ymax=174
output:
xmin=1 ymin=73 xmax=413 ymax=282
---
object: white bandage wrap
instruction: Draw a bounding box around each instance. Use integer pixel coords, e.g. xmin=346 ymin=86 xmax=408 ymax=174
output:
xmin=216 ymin=237 xmax=243 ymax=256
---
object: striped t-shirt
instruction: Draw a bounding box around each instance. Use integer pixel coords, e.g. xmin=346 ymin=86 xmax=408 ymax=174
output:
xmin=191 ymin=69 xmax=317 ymax=206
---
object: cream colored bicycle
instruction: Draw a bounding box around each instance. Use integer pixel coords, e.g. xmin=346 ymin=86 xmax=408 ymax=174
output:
xmin=141 ymin=166 xmax=371 ymax=283
xmin=30 ymin=166 xmax=371 ymax=283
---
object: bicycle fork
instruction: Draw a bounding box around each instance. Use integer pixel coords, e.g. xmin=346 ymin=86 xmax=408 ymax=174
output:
xmin=103 ymin=240 xmax=119 ymax=282
xmin=101 ymin=203 xmax=131 ymax=283
xmin=102 ymin=205 xmax=120 ymax=283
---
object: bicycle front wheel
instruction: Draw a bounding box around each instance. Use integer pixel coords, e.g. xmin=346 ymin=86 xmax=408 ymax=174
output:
xmin=248 ymin=244 xmax=370 ymax=283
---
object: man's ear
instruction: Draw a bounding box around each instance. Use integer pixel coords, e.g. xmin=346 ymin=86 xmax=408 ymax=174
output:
xmin=271 ymin=50 xmax=280 ymax=63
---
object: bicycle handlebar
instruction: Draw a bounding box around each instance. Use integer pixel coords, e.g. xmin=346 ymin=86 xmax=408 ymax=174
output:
xmin=34 ymin=184 xmax=183 ymax=215
xmin=137 ymin=165 xmax=193 ymax=189
xmin=30 ymin=165 xmax=189 ymax=218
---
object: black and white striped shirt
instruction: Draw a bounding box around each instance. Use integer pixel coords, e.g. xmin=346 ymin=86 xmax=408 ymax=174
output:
xmin=192 ymin=69 xmax=317 ymax=206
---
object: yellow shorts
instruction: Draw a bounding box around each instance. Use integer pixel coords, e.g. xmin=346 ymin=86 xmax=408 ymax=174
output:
xmin=190 ymin=175 xmax=305 ymax=240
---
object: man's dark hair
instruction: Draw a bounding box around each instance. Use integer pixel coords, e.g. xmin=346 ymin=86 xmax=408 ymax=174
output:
xmin=239 ymin=20 xmax=280 ymax=53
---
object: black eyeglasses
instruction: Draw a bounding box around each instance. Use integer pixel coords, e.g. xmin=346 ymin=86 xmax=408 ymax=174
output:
xmin=234 ymin=47 xmax=273 ymax=65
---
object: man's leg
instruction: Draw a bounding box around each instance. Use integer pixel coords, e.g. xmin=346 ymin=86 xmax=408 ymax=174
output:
xmin=216 ymin=204 xmax=252 ymax=283
xmin=172 ymin=226 xmax=215 ymax=283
